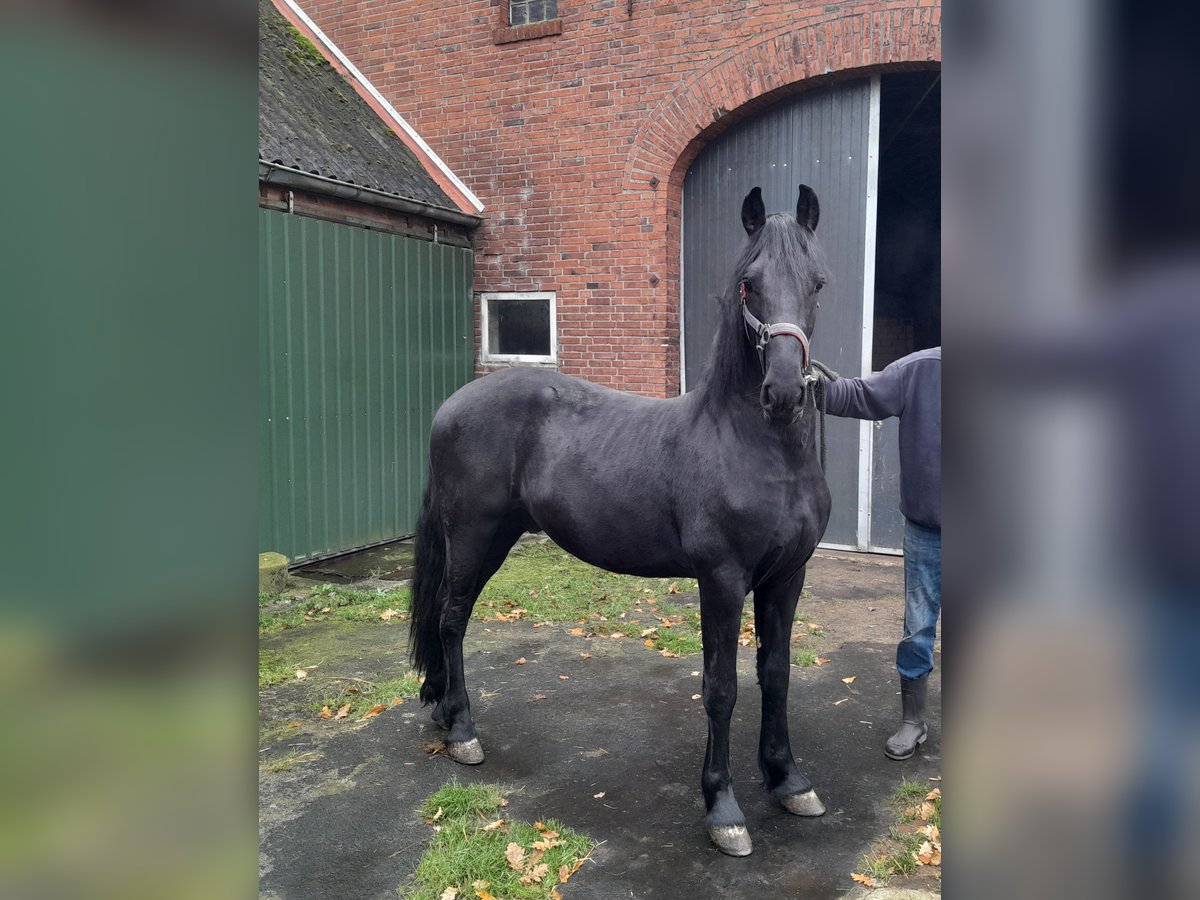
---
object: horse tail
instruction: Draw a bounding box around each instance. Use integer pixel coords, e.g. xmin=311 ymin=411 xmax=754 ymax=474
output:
xmin=409 ymin=472 xmax=447 ymax=706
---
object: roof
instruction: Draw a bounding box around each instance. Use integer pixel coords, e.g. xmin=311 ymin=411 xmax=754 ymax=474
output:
xmin=259 ymin=0 xmax=474 ymax=216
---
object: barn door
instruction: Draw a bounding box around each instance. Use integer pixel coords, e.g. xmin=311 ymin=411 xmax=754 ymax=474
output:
xmin=682 ymin=76 xmax=881 ymax=549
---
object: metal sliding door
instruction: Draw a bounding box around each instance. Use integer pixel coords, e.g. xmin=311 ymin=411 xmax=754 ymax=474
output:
xmin=682 ymin=76 xmax=880 ymax=549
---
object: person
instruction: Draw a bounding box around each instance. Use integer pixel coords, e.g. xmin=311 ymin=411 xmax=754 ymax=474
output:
xmin=819 ymin=346 xmax=941 ymax=760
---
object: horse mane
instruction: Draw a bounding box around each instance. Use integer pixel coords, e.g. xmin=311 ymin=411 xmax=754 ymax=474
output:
xmin=696 ymin=214 xmax=829 ymax=404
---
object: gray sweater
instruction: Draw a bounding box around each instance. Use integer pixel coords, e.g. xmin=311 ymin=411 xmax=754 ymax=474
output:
xmin=823 ymin=347 xmax=941 ymax=529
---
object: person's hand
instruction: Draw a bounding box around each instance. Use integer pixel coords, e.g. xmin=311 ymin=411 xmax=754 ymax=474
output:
xmin=812 ymin=360 xmax=839 ymax=381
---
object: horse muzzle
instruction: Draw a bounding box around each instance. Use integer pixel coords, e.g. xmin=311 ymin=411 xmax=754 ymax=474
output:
xmin=760 ymin=378 xmax=806 ymax=423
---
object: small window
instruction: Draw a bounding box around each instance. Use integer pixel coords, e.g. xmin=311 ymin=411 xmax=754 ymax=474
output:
xmin=481 ymin=291 xmax=557 ymax=364
xmin=509 ymin=1 xmax=558 ymax=26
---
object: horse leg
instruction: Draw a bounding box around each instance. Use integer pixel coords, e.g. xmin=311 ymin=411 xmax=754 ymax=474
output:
xmin=437 ymin=517 xmax=523 ymax=765
xmin=754 ymin=570 xmax=825 ymax=817
xmin=698 ymin=569 xmax=754 ymax=856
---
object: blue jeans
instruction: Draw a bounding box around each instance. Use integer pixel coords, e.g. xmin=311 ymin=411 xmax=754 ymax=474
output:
xmin=898 ymin=519 xmax=941 ymax=680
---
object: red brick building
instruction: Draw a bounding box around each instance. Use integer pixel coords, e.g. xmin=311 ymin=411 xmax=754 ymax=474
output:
xmin=302 ymin=0 xmax=940 ymax=398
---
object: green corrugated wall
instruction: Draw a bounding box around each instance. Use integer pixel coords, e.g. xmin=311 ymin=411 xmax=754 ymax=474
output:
xmin=259 ymin=209 xmax=474 ymax=562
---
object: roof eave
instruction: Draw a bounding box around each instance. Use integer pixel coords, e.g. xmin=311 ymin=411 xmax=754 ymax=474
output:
xmin=259 ymin=161 xmax=483 ymax=228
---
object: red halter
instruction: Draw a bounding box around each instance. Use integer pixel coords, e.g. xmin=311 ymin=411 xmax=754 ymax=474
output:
xmin=739 ymin=281 xmax=812 ymax=370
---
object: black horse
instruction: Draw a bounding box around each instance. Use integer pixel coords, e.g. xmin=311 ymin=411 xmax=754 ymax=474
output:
xmin=410 ymin=185 xmax=832 ymax=856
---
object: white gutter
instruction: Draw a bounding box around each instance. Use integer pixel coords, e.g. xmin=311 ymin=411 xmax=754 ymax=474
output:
xmin=260 ymin=162 xmax=483 ymax=228
xmin=277 ymin=0 xmax=485 ymax=214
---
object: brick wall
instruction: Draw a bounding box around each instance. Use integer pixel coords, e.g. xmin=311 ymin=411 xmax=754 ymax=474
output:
xmin=305 ymin=0 xmax=941 ymax=397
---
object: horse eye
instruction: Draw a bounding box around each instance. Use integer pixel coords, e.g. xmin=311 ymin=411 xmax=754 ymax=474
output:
xmin=814 ymin=281 xmax=825 ymax=294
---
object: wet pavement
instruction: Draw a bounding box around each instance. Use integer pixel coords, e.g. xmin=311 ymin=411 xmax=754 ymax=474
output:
xmin=260 ymin=550 xmax=941 ymax=899
xmin=294 ymin=540 xmax=415 ymax=584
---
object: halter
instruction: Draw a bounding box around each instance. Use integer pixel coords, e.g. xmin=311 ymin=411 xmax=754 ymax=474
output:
xmin=739 ymin=281 xmax=812 ymax=372
xmin=739 ymin=280 xmax=828 ymax=471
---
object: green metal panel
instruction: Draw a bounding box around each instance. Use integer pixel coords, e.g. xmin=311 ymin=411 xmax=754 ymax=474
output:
xmin=259 ymin=209 xmax=474 ymax=562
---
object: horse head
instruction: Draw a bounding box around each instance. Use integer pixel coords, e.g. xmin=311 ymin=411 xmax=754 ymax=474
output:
xmin=738 ymin=184 xmax=827 ymax=422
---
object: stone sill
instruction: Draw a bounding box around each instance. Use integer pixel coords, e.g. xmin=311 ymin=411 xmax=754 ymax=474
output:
xmin=493 ymin=18 xmax=563 ymax=45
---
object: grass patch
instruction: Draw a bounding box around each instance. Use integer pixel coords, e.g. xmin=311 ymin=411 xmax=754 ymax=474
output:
xmin=419 ymin=780 xmax=508 ymax=822
xmin=854 ymin=779 xmax=942 ymax=887
xmin=891 ymin=777 xmax=929 ymax=809
xmin=259 ymin=584 xmax=411 ymax=635
xmin=259 ymin=650 xmax=295 ymax=689
xmin=477 ymin=543 xmax=705 ymax=654
xmin=403 ymin=780 xmax=593 ymax=900
xmin=794 ymin=649 xmax=819 ymax=667
xmin=261 ymin=750 xmax=323 ymax=774
xmin=477 ymin=543 xmax=698 ymax=625
xmin=316 ymin=671 xmax=423 ymax=717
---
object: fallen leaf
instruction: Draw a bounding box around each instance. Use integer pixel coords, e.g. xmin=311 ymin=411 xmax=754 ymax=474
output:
xmin=533 ymin=821 xmax=546 ymax=831
xmin=318 ymin=706 xmax=333 ymax=719
xmin=841 ymin=676 xmax=857 ymax=685
xmin=569 ymin=627 xmax=585 ymax=636
xmin=520 ymin=863 xmax=550 ymax=886
xmin=531 ymin=693 xmax=547 ymax=701
xmin=475 ymin=892 xmax=495 ymax=900
xmin=691 ymin=670 xmax=700 ymax=676
xmin=579 ymin=652 xmax=592 ymax=659
xmin=660 ymin=649 xmax=680 ymax=658
xmin=391 ymin=697 xmax=404 ymax=706
xmin=559 ymin=675 xmax=570 ymax=681
xmin=928 ymin=775 xmax=943 ymax=782
xmin=482 ymin=819 xmax=506 ymax=832
xmin=593 ymin=791 xmax=605 ymax=799
xmin=914 ymin=840 xmax=941 ymax=866
xmin=380 ymin=608 xmax=401 ymax=621
xmin=472 ymin=880 xmax=490 ymax=890
xmin=420 ymin=741 xmax=446 ymax=754
xmin=815 ymin=657 xmax=831 ymax=666
xmin=360 ymin=703 xmax=387 ymax=719
xmin=294 ymin=669 xmax=308 ymax=680
xmin=668 ymin=582 xmax=680 ymax=594
xmin=558 ymin=860 xmax=584 ymax=882
xmin=345 ymin=686 xmax=362 ymax=694
xmin=640 ymin=627 xmax=658 ymax=638
xmin=533 ymin=837 xmax=563 ymax=851
xmin=551 ymin=889 xmax=563 ymax=900
xmin=505 ymin=842 xmax=526 ymax=870
xmin=925 ymin=787 xmax=942 ymax=801
xmin=334 ymin=704 xmax=351 ymax=719
xmin=320 ymin=606 xmax=331 ymax=613
xmin=288 ymin=721 xmax=302 ymax=728
xmin=516 ymin=658 xmax=526 ymax=665
xmin=439 ymin=887 xmax=459 ymax=900
xmin=644 ymin=639 xmax=656 ymax=648
xmin=692 ymin=694 xmax=702 ymax=700
xmin=807 ymin=622 xmax=822 ymax=631
xmin=851 ymin=872 xmax=874 ymax=887
xmin=919 ymin=823 xmax=940 ymax=842
xmin=430 ymin=807 xmax=445 ymax=822
xmin=833 ymin=698 xmax=849 ymax=705
xmin=918 ymin=800 xmax=937 ymax=821
xmin=498 ymin=797 xmax=508 ymax=806
xmin=609 ymin=632 xmax=623 ymax=640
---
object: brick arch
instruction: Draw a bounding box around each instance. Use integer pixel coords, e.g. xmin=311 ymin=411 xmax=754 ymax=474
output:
xmin=635 ymin=4 xmax=940 ymax=395
xmin=623 ymin=4 xmax=941 ymax=194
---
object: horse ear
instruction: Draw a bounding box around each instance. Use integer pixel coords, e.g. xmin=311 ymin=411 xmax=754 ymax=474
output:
xmin=796 ymin=184 xmax=820 ymax=232
xmin=741 ymin=187 xmax=766 ymax=236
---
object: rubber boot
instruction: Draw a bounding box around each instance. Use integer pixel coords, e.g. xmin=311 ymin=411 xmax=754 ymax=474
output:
xmin=885 ymin=676 xmax=928 ymax=760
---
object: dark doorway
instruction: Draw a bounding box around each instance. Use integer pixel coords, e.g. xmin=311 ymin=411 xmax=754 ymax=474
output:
xmin=873 ymin=72 xmax=941 ymax=369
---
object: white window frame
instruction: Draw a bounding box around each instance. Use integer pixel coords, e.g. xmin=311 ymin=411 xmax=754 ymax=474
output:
xmin=480 ymin=291 xmax=558 ymax=365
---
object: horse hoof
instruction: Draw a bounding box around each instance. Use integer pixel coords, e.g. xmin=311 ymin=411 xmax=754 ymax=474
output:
xmin=781 ymin=788 xmax=826 ymax=817
xmin=446 ymin=738 xmax=485 ymax=765
xmin=708 ymin=824 xmax=753 ymax=857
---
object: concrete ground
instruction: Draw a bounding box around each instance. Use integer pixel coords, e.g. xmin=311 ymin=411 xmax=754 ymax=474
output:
xmin=259 ymin=547 xmax=941 ymax=899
